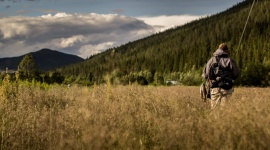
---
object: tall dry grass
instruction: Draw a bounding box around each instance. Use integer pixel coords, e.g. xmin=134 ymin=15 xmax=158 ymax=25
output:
xmin=0 ymin=78 xmax=270 ymax=149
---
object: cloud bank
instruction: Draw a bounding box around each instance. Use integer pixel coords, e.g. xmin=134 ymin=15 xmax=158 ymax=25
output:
xmin=0 ymin=13 xmax=202 ymax=59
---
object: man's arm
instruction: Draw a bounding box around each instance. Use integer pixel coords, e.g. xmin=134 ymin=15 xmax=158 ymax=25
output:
xmin=203 ymin=57 xmax=214 ymax=79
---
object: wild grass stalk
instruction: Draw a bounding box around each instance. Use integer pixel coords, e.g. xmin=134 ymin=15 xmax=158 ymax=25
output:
xmin=0 ymin=79 xmax=269 ymax=149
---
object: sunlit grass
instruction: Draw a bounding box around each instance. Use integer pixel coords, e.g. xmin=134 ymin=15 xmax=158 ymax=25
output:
xmin=0 ymin=80 xmax=270 ymax=149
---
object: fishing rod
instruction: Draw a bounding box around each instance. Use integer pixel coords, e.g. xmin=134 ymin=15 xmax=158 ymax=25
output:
xmin=237 ymin=0 xmax=256 ymax=53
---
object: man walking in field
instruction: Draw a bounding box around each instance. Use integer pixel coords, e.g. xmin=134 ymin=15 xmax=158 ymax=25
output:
xmin=203 ymin=43 xmax=239 ymax=110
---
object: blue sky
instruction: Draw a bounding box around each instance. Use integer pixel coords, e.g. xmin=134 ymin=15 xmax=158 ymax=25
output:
xmin=1 ymin=0 xmax=243 ymax=17
xmin=0 ymin=0 xmax=243 ymax=58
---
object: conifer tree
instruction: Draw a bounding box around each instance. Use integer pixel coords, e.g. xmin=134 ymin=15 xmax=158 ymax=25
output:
xmin=19 ymin=54 xmax=39 ymax=80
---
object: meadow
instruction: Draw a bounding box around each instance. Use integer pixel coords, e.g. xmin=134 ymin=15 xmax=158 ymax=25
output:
xmin=0 ymin=76 xmax=270 ymax=149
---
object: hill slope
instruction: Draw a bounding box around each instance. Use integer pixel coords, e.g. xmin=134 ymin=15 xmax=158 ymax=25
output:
xmin=57 ymin=0 xmax=270 ymax=86
xmin=0 ymin=49 xmax=84 ymax=71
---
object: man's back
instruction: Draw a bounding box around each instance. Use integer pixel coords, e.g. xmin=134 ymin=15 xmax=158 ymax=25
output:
xmin=204 ymin=48 xmax=239 ymax=84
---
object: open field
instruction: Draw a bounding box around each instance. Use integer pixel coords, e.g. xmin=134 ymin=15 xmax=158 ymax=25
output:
xmin=0 ymin=80 xmax=270 ymax=149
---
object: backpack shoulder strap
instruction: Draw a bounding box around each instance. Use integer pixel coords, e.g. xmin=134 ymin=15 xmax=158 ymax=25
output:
xmin=215 ymin=56 xmax=220 ymax=64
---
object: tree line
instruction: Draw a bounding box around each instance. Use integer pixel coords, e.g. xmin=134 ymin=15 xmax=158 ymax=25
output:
xmin=0 ymin=54 xmax=64 ymax=85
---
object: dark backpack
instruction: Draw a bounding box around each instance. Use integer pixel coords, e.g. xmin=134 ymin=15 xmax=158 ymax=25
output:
xmin=209 ymin=56 xmax=233 ymax=90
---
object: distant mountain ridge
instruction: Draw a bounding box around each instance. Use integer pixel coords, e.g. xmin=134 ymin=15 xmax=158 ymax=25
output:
xmin=0 ymin=49 xmax=84 ymax=71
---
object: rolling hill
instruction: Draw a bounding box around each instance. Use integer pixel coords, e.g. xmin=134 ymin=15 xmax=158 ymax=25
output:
xmin=0 ymin=49 xmax=84 ymax=71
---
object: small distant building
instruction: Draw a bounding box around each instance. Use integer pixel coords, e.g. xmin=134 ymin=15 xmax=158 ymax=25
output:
xmin=166 ymin=80 xmax=180 ymax=85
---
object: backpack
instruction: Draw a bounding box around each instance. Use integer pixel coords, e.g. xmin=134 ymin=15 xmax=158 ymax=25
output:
xmin=208 ymin=56 xmax=233 ymax=90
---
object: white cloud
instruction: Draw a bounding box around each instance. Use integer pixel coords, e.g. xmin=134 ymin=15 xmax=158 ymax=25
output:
xmin=60 ymin=35 xmax=85 ymax=48
xmin=137 ymin=15 xmax=204 ymax=32
xmin=0 ymin=13 xmax=202 ymax=59
xmin=0 ymin=13 xmax=155 ymax=58
xmin=1 ymin=18 xmax=30 ymax=39
xmin=79 ymin=42 xmax=115 ymax=58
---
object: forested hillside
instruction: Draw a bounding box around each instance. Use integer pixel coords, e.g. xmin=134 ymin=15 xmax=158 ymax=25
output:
xmin=56 ymin=0 xmax=270 ymax=86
